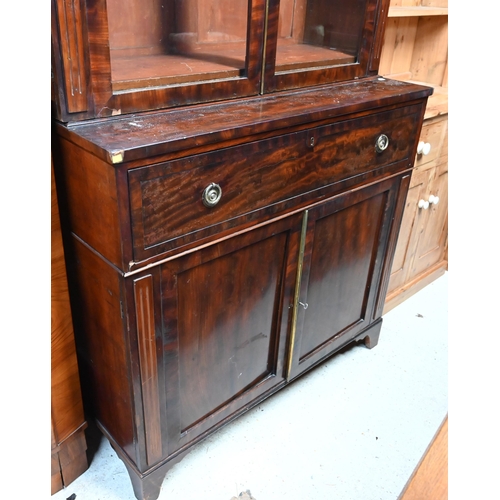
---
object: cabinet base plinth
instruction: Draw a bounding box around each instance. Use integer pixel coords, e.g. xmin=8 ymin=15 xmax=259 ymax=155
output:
xmin=103 ymin=318 xmax=384 ymax=500
xmin=123 ymin=462 xmax=166 ymax=500
xmin=360 ymin=318 xmax=382 ymax=349
xmin=107 ymin=435 xmax=190 ymax=500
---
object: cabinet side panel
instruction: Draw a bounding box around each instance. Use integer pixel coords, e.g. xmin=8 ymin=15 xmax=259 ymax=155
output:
xmin=372 ymin=174 xmax=411 ymax=319
xmin=386 ymin=173 xmax=425 ymax=295
xmin=52 ymin=137 xmax=124 ymax=269
xmin=68 ymin=238 xmax=136 ymax=460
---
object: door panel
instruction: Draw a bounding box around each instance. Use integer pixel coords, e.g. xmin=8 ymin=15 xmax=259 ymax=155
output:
xmin=176 ymin=236 xmax=285 ymax=431
xmin=264 ymin=0 xmax=379 ymax=92
xmin=411 ymin=161 xmax=448 ymax=278
xmin=158 ymin=215 xmax=300 ymax=456
xmin=288 ymin=176 xmax=403 ymax=379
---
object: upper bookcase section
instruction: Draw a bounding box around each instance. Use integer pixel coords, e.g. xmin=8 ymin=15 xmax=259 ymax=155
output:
xmin=51 ymin=0 xmax=391 ymax=122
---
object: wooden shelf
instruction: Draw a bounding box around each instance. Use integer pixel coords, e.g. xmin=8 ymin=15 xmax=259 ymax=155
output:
xmin=388 ymin=6 xmax=448 ymax=17
xmin=111 ymin=41 xmax=355 ymax=92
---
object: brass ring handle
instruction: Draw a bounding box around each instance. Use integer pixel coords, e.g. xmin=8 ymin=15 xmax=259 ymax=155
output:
xmin=202 ymin=183 xmax=222 ymax=207
xmin=375 ymin=134 xmax=389 ymax=153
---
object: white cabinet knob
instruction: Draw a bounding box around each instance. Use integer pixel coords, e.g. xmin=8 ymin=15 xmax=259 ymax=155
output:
xmin=417 ymin=141 xmax=431 ymax=155
xmin=418 ymin=199 xmax=429 ymax=209
xmin=428 ymin=194 xmax=440 ymax=205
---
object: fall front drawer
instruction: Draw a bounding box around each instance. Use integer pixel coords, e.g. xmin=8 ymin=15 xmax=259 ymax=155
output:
xmin=128 ymin=104 xmax=422 ymax=262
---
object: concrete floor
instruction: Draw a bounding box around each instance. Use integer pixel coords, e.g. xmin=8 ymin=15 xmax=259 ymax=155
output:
xmin=51 ymin=273 xmax=448 ymax=500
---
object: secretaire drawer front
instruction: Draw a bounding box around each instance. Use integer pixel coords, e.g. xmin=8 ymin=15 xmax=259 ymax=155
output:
xmin=129 ymin=105 xmax=422 ymax=261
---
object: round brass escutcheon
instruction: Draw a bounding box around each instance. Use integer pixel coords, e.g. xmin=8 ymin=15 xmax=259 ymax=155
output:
xmin=375 ymin=134 xmax=389 ymax=153
xmin=202 ymin=182 xmax=222 ymax=207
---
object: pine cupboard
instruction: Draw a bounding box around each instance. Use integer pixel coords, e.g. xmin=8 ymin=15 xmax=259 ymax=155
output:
xmin=384 ymin=115 xmax=448 ymax=310
xmin=379 ymin=0 xmax=448 ymax=311
xmin=51 ymin=0 xmax=432 ymax=498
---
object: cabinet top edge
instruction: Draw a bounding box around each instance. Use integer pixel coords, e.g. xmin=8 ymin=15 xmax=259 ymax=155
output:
xmin=53 ymin=78 xmax=432 ymax=165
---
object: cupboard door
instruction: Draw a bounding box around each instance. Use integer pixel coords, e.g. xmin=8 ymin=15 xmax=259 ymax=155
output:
xmin=287 ymin=175 xmax=406 ymax=379
xmin=263 ymin=0 xmax=382 ymax=93
xmin=105 ymin=0 xmax=262 ymax=92
xmin=410 ymin=159 xmax=448 ymax=279
xmin=56 ymin=0 xmax=267 ymax=120
xmin=154 ymin=215 xmax=301 ymax=459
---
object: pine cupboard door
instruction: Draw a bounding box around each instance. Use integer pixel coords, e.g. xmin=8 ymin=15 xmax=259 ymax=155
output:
xmin=287 ymin=174 xmax=409 ymax=380
xmin=142 ymin=215 xmax=302 ymax=462
xmin=409 ymin=157 xmax=448 ymax=280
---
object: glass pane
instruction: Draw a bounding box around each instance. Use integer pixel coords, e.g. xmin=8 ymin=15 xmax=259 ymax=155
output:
xmin=277 ymin=0 xmax=369 ymax=73
xmin=106 ymin=0 xmax=249 ymax=92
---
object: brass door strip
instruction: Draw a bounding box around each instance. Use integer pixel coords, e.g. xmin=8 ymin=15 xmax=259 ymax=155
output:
xmin=286 ymin=209 xmax=309 ymax=380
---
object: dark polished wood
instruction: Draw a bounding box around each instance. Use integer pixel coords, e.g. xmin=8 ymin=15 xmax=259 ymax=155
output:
xmin=53 ymin=79 xmax=431 ymax=165
xmin=52 ymin=93 xmax=430 ymax=499
xmin=52 ymin=1 xmax=432 ymax=498
xmin=52 ymin=82 xmax=429 ymax=275
xmin=128 ymin=104 xmax=421 ymax=260
xmin=51 ymin=0 xmax=89 ymax=115
xmin=288 ymin=175 xmax=406 ymax=379
xmin=159 ymin=216 xmax=300 ymax=456
xmin=51 ymin=0 xmax=391 ymax=122
xmin=264 ymin=0 xmax=378 ymax=93
xmin=66 ymin=237 xmax=138 ymax=463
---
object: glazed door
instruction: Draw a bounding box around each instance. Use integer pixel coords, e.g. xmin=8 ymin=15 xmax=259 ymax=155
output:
xmin=287 ymin=175 xmax=409 ymax=380
xmin=105 ymin=0 xmax=263 ymax=93
xmin=52 ymin=0 xmax=267 ymax=120
xmin=136 ymin=215 xmax=301 ymax=465
xmin=262 ymin=0 xmax=383 ymax=93
xmin=52 ymin=0 xmax=387 ymax=121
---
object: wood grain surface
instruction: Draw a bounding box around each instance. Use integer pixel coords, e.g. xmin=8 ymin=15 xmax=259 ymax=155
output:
xmin=399 ymin=414 xmax=448 ymax=500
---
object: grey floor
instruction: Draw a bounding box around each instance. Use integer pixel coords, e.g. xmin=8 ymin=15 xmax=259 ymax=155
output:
xmin=52 ymin=272 xmax=448 ymax=500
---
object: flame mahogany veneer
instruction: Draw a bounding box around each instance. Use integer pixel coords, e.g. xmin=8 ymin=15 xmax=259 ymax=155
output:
xmin=52 ymin=79 xmax=431 ymax=500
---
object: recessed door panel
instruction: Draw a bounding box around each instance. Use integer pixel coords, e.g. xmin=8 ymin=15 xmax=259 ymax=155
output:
xmin=159 ymin=216 xmax=300 ymax=456
xmin=176 ymin=236 xmax=284 ymax=431
xmin=299 ymin=196 xmax=385 ymax=359
xmin=288 ymin=176 xmax=403 ymax=379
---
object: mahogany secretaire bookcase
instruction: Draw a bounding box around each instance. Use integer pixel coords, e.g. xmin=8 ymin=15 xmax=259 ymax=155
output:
xmin=51 ymin=0 xmax=432 ymax=498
